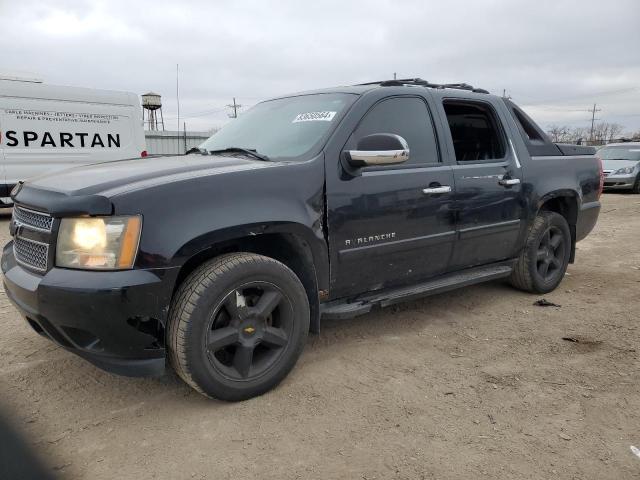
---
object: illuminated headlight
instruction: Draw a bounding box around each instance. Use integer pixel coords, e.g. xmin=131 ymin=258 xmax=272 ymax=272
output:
xmin=56 ymin=216 xmax=142 ymax=270
xmin=613 ymin=166 xmax=635 ymax=175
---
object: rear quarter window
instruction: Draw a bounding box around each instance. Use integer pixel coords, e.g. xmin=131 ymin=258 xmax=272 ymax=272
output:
xmin=504 ymin=99 xmax=562 ymax=156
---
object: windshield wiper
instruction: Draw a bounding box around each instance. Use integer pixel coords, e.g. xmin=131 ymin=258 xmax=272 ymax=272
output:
xmin=208 ymin=147 xmax=270 ymax=162
xmin=185 ymin=147 xmax=209 ymax=155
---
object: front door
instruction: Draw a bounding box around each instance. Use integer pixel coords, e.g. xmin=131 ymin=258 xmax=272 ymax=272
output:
xmin=326 ymin=95 xmax=457 ymax=299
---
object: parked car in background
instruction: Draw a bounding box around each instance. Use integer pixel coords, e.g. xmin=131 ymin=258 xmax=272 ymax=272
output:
xmin=599 ymin=142 xmax=640 ymax=193
xmin=2 ymin=78 xmax=602 ymax=401
xmin=0 ymin=77 xmax=146 ymax=206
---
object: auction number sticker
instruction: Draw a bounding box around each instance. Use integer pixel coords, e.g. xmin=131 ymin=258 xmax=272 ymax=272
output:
xmin=292 ymin=111 xmax=337 ymax=123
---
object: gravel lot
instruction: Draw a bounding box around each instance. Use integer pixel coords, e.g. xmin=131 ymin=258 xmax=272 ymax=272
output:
xmin=0 ymin=193 xmax=639 ymax=479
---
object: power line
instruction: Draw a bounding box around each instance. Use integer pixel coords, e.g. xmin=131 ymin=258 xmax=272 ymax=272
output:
xmin=608 ymin=112 xmax=640 ymax=118
xmin=180 ymin=106 xmax=228 ymax=118
xmin=165 ymin=105 xmax=238 ymax=120
xmin=517 ymin=86 xmax=639 ymax=106
xmin=165 ymin=100 xmax=259 ymax=121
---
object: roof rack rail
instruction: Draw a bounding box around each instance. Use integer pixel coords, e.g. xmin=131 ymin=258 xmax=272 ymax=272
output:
xmin=357 ymin=78 xmax=489 ymax=94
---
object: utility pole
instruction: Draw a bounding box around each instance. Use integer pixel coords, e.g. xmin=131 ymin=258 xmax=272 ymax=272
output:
xmin=176 ymin=64 xmax=180 ymax=132
xmin=393 ymin=72 xmax=397 ymax=80
xmin=589 ymin=103 xmax=601 ymax=143
xmin=227 ymin=98 xmax=242 ymax=118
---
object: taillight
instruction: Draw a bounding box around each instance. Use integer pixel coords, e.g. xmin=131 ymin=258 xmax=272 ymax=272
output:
xmin=141 ymin=150 xmax=148 ymax=158
xmin=596 ymin=156 xmax=604 ymax=200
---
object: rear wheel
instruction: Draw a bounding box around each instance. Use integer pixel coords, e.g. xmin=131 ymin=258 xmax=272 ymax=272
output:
xmin=509 ymin=211 xmax=571 ymax=294
xmin=168 ymin=253 xmax=309 ymax=401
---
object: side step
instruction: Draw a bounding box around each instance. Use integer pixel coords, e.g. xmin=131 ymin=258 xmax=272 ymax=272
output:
xmin=321 ymin=264 xmax=513 ymax=320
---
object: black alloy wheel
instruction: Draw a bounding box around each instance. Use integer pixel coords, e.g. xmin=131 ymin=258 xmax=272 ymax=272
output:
xmin=509 ymin=211 xmax=571 ymax=294
xmin=206 ymin=282 xmax=293 ymax=381
xmin=168 ymin=253 xmax=310 ymax=401
xmin=535 ymin=225 xmax=566 ymax=283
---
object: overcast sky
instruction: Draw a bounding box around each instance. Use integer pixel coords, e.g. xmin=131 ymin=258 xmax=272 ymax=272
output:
xmin=2 ymin=0 xmax=639 ymax=133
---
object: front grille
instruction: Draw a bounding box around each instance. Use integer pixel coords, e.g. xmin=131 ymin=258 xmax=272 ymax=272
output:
xmin=13 ymin=236 xmax=49 ymax=272
xmin=13 ymin=205 xmax=54 ymax=232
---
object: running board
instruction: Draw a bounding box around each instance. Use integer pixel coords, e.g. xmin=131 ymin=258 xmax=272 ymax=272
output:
xmin=321 ymin=264 xmax=513 ymax=320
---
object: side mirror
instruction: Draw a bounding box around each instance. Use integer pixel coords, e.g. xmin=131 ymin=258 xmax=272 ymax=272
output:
xmin=345 ymin=133 xmax=410 ymax=168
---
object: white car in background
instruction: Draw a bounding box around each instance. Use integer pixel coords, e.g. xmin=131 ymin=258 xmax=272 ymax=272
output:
xmin=600 ymin=142 xmax=640 ymax=193
xmin=0 ymin=77 xmax=146 ymax=206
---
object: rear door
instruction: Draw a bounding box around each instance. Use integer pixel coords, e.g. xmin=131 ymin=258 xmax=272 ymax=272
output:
xmin=326 ymin=94 xmax=457 ymax=299
xmin=436 ymin=97 xmax=525 ymax=269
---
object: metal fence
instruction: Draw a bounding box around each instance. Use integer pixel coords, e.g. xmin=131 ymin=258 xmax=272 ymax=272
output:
xmin=144 ymin=130 xmax=211 ymax=156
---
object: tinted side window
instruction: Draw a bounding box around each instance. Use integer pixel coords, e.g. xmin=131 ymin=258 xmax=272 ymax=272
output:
xmin=351 ymin=97 xmax=439 ymax=165
xmin=443 ymin=101 xmax=506 ymax=162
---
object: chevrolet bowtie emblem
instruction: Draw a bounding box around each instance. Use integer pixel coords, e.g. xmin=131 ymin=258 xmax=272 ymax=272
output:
xmin=243 ymin=326 xmax=256 ymax=334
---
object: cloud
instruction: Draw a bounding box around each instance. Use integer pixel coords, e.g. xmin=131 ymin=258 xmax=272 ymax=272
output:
xmin=1 ymin=0 xmax=639 ymax=132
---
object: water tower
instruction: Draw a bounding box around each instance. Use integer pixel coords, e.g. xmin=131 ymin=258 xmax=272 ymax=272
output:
xmin=142 ymin=92 xmax=165 ymax=131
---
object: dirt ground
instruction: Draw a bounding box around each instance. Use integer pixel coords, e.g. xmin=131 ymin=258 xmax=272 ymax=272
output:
xmin=0 ymin=192 xmax=638 ymax=480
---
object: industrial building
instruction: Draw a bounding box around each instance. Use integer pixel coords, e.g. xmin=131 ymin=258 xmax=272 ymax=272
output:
xmin=144 ymin=130 xmax=211 ymax=155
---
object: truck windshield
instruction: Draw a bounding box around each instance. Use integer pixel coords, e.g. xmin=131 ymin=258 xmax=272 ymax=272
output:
xmin=599 ymin=146 xmax=640 ymax=161
xmin=200 ymin=93 xmax=356 ymax=160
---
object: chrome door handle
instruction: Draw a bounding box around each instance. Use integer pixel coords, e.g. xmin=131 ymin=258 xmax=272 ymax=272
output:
xmin=498 ymin=178 xmax=521 ymax=186
xmin=422 ymin=185 xmax=452 ymax=194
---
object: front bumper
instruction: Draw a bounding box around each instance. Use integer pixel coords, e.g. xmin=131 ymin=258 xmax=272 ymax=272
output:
xmin=603 ymin=174 xmax=636 ymax=190
xmin=1 ymin=242 xmax=179 ymax=377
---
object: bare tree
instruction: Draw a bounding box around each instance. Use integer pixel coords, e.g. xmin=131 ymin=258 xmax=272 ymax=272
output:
xmin=547 ymin=125 xmax=571 ymax=143
xmin=549 ymin=123 xmax=629 ymax=145
xmin=590 ymin=122 xmax=626 ymax=144
xmin=607 ymin=123 xmax=625 ymax=142
xmin=573 ymin=127 xmax=590 ymax=143
xmin=546 ymin=125 xmax=590 ymax=144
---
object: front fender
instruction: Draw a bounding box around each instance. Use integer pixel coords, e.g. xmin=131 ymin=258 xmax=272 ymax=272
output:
xmin=173 ymin=221 xmax=329 ymax=290
xmin=110 ymin=156 xmax=328 ymax=285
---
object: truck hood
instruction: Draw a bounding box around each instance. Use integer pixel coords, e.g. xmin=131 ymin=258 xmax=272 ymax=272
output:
xmin=13 ymin=154 xmax=284 ymax=216
xmin=601 ymin=159 xmax=639 ymax=171
xmin=23 ymin=154 xmax=282 ymax=196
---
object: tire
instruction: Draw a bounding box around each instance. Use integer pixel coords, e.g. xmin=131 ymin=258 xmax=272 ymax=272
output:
xmin=167 ymin=253 xmax=310 ymax=401
xmin=632 ymin=175 xmax=640 ymax=194
xmin=509 ymin=211 xmax=571 ymax=294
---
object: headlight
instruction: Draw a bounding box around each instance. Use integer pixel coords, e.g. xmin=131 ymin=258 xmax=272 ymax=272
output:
xmin=613 ymin=166 xmax=635 ymax=175
xmin=56 ymin=216 xmax=142 ymax=270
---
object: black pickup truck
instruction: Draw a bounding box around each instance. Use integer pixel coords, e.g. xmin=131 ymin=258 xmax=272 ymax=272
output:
xmin=2 ymin=79 xmax=602 ymax=401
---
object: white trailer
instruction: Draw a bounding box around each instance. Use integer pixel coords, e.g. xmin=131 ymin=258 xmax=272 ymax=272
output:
xmin=0 ymin=77 xmax=146 ymax=205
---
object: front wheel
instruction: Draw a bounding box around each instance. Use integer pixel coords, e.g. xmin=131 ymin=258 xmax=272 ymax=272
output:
xmin=509 ymin=211 xmax=571 ymax=294
xmin=168 ymin=253 xmax=310 ymax=401
xmin=632 ymin=175 xmax=640 ymax=194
